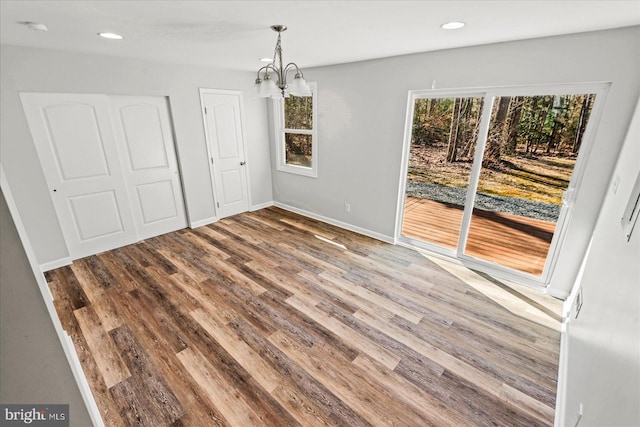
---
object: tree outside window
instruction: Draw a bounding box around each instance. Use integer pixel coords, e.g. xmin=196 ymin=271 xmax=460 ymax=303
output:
xmin=274 ymin=82 xmax=317 ymax=177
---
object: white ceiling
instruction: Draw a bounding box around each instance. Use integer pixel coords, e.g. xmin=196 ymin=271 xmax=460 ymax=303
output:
xmin=1 ymin=1 xmax=639 ymax=72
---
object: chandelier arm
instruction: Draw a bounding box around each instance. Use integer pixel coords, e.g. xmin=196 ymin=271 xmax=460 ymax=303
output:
xmin=284 ymin=63 xmax=304 ymax=78
xmin=255 ymin=25 xmax=304 ymax=98
xmin=256 ymin=65 xmax=271 ymax=80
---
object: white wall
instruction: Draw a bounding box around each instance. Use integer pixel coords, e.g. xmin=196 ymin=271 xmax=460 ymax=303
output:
xmin=270 ymin=26 xmax=640 ymax=296
xmin=0 ymin=191 xmax=93 ymax=426
xmin=560 ymin=97 xmax=640 ymax=426
xmin=0 ymin=44 xmax=273 ymax=266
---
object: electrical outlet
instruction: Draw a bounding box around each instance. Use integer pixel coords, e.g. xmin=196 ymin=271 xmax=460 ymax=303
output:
xmin=345 ymin=203 xmax=351 ymax=213
xmin=612 ymin=175 xmax=621 ymax=194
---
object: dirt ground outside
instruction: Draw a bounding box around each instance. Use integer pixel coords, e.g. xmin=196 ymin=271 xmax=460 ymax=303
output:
xmin=407 ymin=143 xmax=576 ymax=206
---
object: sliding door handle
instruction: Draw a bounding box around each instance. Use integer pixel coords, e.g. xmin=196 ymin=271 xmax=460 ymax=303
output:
xmin=240 ymin=161 xmax=246 ymax=166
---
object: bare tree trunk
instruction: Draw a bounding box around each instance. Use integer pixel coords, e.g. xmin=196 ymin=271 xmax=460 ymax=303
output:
xmin=446 ymin=98 xmax=462 ymax=162
xmin=504 ymin=96 xmax=523 ymax=156
xmin=531 ymin=97 xmax=553 ymax=154
xmin=463 ymin=98 xmax=484 ymax=158
xmin=483 ymin=96 xmax=511 ymax=168
xmin=525 ymin=97 xmax=538 ymax=153
xmin=573 ymin=94 xmax=593 ymax=154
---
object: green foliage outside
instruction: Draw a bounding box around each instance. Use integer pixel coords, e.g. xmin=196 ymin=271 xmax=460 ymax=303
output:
xmin=409 ymin=94 xmax=595 ymax=204
xmin=284 ymin=94 xmax=313 ymax=166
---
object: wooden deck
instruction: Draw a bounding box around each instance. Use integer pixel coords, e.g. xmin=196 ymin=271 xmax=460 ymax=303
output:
xmin=45 ymin=207 xmax=560 ymax=426
xmin=402 ymin=197 xmax=557 ymax=275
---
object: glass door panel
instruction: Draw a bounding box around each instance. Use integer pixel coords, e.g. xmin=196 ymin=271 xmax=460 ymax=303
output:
xmin=464 ymin=94 xmax=596 ymax=275
xmin=402 ymin=96 xmax=484 ymax=249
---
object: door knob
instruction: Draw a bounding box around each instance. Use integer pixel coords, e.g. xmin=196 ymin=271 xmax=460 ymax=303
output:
xmin=240 ymin=161 xmax=246 ymax=166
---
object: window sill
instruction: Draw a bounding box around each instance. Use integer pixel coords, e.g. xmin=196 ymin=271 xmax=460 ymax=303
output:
xmin=276 ymin=164 xmax=318 ymax=178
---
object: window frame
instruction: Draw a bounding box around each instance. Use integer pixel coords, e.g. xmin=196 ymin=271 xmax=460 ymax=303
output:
xmin=395 ymin=82 xmax=611 ymax=289
xmin=272 ymin=82 xmax=318 ymax=178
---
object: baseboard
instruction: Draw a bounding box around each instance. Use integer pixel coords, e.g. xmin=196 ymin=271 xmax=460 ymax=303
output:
xmin=189 ymin=216 xmax=218 ymax=229
xmin=40 ymin=256 xmax=72 ymax=272
xmin=554 ymin=323 xmax=570 ymax=427
xmin=273 ymin=202 xmax=394 ymax=244
xmin=251 ymin=201 xmax=274 ymax=211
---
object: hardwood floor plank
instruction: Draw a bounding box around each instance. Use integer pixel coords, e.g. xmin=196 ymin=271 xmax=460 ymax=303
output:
xmin=49 ymin=266 xmax=89 ymax=311
xmin=286 ymin=295 xmax=401 ymax=370
xmin=228 ymin=317 xmax=374 ymax=427
xmin=353 ymin=308 xmax=555 ymax=422
xmin=190 ymin=308 xmax=282 ymax=392
xmin=268 ymin=330 xmax=430 ymax=427
xmin=97 ymin=251 xmax=140 ymax=293
xmin=70 ymin=259 xmax=107 ymax=303
xmin=91 ymin=287 xmax=126 ymax=332
xmin=298 ymin=270 xmax=397 ymax=321
xmin=109 ymin=325 xmax=185 ymax=425
xmin=115 ymin=290 xmax=228 ymax=426
xmin=314 ymin=299 xmax=445 ymax=376
xmin=390 ymin=315 xmax=557 ymax=406
xmin=351 ymin=354 xmax=467 ymax=426
xmin=74 ymin=306 xmax=131 ymax=388
xmin=177 ymin=344 xmax=299 ymax=427
xmin=110 ymin=377 xmax=164 ymax=426
xmin=46 ymin=206 xmax=560 ymax=427
xmin=48 ymin=281 xmax=124 ymax=426
xmin=246 ymin=261 xmax=323 ymax=306
xmin=319 ymin=269 xmax=424 ymax=324
xmin=83 ymin=255 xmax=118 ymax=289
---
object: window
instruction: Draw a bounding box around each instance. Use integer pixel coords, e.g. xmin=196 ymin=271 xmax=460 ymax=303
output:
xmin=273 ymin=82 xmax=317 ymax=177
xmin=397 ymin=82 xmax=609 ymax=286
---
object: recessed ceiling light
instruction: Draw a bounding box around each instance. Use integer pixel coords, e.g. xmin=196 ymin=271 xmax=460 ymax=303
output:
xmin=98 ymin=32 xmax=124 ymax=40
xmin=260 ymin=57 xmax=273 ymax=63
xmin=441 ymin=21 xmax=465 ymax=30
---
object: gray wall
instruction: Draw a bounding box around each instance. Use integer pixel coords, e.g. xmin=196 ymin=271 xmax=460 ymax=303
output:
xmin=270 ymin=26 xmax=640 ymax=296
xmin=561 ymin=97 xmax=640 ymax=426
xmin=0 ymin=191 xmax=92 ymax=426
xmin=0 ymin=44 xmax=273 ymax=266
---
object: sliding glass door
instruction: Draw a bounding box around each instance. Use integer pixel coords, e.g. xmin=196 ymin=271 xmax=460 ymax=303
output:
xmin=398 ymin=85 xmax=605 ymax=284
xmin=402 ymin=95 xmax=484 ymax=250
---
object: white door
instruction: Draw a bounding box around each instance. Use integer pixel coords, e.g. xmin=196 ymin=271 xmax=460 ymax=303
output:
xmin=20 ymin=93 xmax=138 ymax=258
xmin=21 ymin=93 xmax=188 ymax=260
xmin=201 ymin=90 xmax=250 ymax=219
xmin=109 ymin=96 xmax=187 ymax=239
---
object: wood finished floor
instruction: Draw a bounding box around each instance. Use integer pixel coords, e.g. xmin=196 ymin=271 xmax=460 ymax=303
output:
xmin=46 ymin=207 xmax=561 ymax=426
xmin=402 ymin=197 xmax=557 ymax=275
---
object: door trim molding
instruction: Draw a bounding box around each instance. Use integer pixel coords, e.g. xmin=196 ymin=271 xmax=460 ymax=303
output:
xmin=1 ymin=165 xmax=104 ymax=426
xmin=199 ymin=88 xmax=252 ymax=219
xmin=189 ymin=215 xmax=218 ymax=229
xmin=40 ymin=256 xmax=72 ymax=272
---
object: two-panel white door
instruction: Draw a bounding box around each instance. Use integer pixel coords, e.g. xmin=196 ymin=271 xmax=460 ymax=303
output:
xmin=201 ymin=90 xmax=250 ymax=219
xmin=109 ymin=96 xmax=187 ymax=240
xmin=20 ymin=93 xmax=187 ymax=260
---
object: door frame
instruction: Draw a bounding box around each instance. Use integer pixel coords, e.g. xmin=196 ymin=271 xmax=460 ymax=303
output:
xmin=395 ymin=82 xmax=611 ymax=288
xmin=198 ymin=88 xmax=252 ymax=220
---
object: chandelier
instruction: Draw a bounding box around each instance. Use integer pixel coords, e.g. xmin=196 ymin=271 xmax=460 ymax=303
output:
xmin=255 ymin=25 xmax=311 ymax=98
